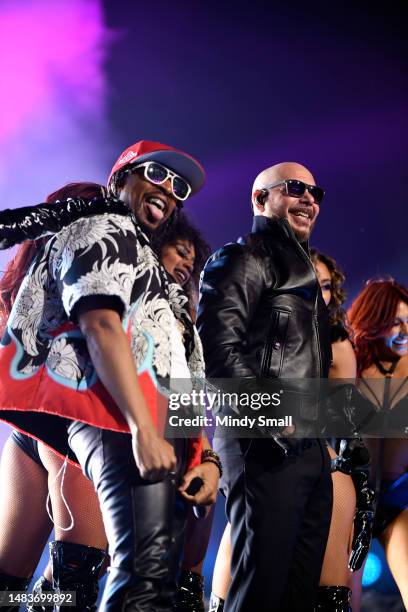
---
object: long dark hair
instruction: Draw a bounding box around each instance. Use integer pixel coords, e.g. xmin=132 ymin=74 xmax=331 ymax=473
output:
xmin=0 ymin=182 xmax=105 ymax=333
xmin=348 ymin=279 xmax=408 ymax=375
xmin=310 ymin=248 xmax=347 ymax=327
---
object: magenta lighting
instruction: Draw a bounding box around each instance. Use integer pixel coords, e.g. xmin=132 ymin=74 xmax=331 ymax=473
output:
xmin=0 ymin=0 xmax=108 ymax=145
xmin=0 ymin=0 xmax=112 ymax=275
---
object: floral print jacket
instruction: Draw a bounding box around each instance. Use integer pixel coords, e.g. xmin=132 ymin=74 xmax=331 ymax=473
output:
xmin=0 ymin=211 xmax=205 ymax=467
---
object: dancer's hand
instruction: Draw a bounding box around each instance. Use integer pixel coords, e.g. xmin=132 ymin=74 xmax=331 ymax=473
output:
xmin=132 ymin=427 xmax=177 ymax=482
xmin=179 ymin=462 xmax=219 ymax=509
xmin=348 ymin=509 xmax=374 ymax=571
xmin=348 ymin=470 xmax=375 ymax=571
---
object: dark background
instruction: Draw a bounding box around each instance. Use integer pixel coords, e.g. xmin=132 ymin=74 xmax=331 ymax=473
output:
xmin=103 ymin=0 xmax=407 ymax=300
xmin=0 ymin=1 xmax=406 ymax=608
xmin=102 ymin=2 xmax=407 ymax=605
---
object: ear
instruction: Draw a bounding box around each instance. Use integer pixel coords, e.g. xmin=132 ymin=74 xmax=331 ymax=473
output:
xmin=253 ymin=189 xmax=267 ymax=212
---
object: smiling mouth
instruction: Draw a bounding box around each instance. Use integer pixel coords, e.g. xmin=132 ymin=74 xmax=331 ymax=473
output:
xmin=290 ymin=209 xmax=312 ymax=221
xmin=393 ymin=338 xmax=408 ymax=347
xmin=174 ymin=268 xmax=188 ymax=285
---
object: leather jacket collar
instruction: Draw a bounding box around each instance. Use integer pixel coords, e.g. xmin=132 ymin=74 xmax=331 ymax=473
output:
xmin=251 ymin=215 xmax=310 ymax=254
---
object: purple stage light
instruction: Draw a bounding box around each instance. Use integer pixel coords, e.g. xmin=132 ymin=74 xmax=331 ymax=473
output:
xmin=0 ymin=0 xmax=114 ymax=275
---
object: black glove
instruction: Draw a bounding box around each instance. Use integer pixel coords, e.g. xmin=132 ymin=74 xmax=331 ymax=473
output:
xmin=0 ymin=196 xmax=129 ymax=249
xmin=320 ymin=383 xmax=359 ymax=438
xmin=331 ymin=437 xmax=370 ymax=475
xmin=348 ymin=469 xmax=375 ymax=571
xmin=331 ymin=437 xmax=375 ymax=571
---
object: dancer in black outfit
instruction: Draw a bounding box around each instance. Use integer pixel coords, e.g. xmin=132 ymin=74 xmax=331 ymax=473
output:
xmin=348 ymin=279 xmax=408 ymax=608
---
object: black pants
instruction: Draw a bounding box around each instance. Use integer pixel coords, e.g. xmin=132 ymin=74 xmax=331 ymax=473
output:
xmin=214 ymin=437 xmax=333 ymax=612
xmin=68 ymin=422 xmax=188 ymax=612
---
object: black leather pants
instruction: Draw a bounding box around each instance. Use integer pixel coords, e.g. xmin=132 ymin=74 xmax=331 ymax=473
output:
xmin=68 ymin=422 xmax=188 ymax=612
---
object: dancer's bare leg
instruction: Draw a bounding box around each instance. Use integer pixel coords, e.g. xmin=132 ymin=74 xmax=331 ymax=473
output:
xmin=0 ymin=437 xmax=52 ymax=577
xmin=319 ymin=446 xmax=355 ymax=587
xmin=211 ymin=522 xmax=231 ymax=600
xmin=380 ymin=508 xmax=408 ymax=607
xmin=37 ymin=442 xmax=107 ymax=581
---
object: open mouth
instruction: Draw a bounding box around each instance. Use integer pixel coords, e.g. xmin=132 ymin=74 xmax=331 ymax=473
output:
xmin=174 ymin=268 xmax=188 ymax=285
xmin=145 ymin=195 xmax=167 ymax=223
xmin=289 ymin=209 xmax=312 ymax=221
xmin=393 ymin=337 xmax=408 ymax=348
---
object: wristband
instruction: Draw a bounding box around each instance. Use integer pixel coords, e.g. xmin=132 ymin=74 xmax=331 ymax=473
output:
xmin=201 ymin=449 xmax=223 ymax=478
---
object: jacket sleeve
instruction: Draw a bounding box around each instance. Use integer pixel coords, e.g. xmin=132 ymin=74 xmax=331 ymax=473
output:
xmin=0 ymin=197 xmax=129 ymax=249
xmin=50 ymin=214 xmax=139 ymax=322
xmin=197 ymin=243 xmax=265 ymax=378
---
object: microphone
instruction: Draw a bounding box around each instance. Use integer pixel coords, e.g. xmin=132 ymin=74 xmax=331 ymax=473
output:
xmin=185 ymin=477 xmax=207 ymax=519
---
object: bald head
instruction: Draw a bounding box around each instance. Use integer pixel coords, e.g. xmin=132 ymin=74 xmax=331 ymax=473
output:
xmin=251 ymin=161 xmax=320 ymax=242
xmin=252 ymin=162 xmax=315 ymax=200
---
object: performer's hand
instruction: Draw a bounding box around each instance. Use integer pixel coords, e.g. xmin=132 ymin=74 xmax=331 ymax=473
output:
xmin=348 ymin=471 xmax=375 ymax=571
xmin=348 ymin=508 xmax=374 ymax=571
xmin=131 ymin=427 xmax=177 ymax=482
xmin=179 ymin=462 xmax=219 ymax=509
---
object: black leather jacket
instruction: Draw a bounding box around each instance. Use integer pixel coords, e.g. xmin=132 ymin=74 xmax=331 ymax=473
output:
xmin=197 ymin=216 xmax=332 ymax=380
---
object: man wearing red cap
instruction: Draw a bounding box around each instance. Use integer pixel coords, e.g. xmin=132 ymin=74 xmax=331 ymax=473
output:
xmin=0 ymin=141 xmax=219 ymax=611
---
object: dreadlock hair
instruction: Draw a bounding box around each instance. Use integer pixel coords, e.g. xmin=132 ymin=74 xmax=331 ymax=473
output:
xmin=310 ymin=248 xmax=347 ymax=328
xmin=347 ymin=278 xmax=408 ymax=376
xmin=0 ymin=182 xmax=105 ymax=334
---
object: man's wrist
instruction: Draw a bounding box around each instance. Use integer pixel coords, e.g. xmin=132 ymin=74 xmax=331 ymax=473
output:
xmin=201 ymin=449 xmax=222 ymax=478
xmin=128 ymin=418 xmax=156 ymax=437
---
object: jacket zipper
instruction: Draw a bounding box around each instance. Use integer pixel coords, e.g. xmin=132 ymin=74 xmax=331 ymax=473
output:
xmin=261 ymin=318 xmax=275 ymax=376
xmin=314 ymin=313 xmax=322 ymax=379
xmin=290 ymin=232 xmax=323 ymax=378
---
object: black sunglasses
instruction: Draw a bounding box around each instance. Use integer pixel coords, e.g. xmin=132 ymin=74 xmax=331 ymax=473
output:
xmin=264 ymin=179 xmax=325 ymax=204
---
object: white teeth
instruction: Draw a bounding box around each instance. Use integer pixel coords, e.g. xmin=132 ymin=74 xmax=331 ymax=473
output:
xmin=293 ymin=211 xmax=309 ymax=219
xmin=174 ymin=270 xmax=187 ymax=285
xmin=148 ymin=197 xmax=165 ymax=211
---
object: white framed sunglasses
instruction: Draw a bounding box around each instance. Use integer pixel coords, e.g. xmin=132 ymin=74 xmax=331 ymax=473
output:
xmin=135 ymin=161 xmax=192 ymax=201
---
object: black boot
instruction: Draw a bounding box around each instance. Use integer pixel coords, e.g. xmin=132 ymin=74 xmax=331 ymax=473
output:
xmin=174 ymin=570 xmax=205 ymax=612
xmin=208 ymin=592 xmax=224 ymax=612
xmin=50 ymin=541 xmax=106 ymax=611
xmin=0 ymin=570 xmax=30 ymax=612
xmin=27 ymin=575 xmax=53 ymax=612
xmin=316 ymin=586 xmax=352 ymax=611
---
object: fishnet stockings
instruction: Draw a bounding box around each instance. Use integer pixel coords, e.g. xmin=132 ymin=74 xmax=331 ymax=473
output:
xmin=0 ymin=437 xmax=51 ymax=577
xmin=0 ymin=436 xmax=107 ymax=580
xmin=319 ymin=445 xmax=356 ymax=587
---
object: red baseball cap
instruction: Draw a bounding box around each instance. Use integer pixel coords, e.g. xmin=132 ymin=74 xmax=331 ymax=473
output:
xmin=107 ymin=140 xmax=205 ymax=197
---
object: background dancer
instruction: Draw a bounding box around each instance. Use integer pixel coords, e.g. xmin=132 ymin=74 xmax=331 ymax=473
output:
xmin=0 ymin=182 xmax=109 ymax=611
xmin=348 ymin=279 xmax=408 ymax=608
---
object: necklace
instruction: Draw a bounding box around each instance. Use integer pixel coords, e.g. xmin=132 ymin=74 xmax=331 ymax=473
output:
xmin=373 ymin=357 xmax=400 ymax=378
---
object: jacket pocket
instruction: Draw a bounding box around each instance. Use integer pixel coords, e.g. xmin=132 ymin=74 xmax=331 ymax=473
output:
xmin=260 ymin=309 xmax=290 ymax=378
